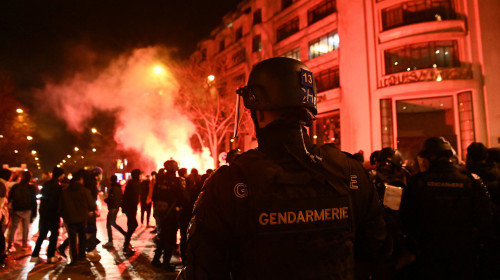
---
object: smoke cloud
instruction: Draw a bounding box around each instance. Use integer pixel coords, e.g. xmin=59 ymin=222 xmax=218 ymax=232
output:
xmin=37 ymin=46 xmax=213 ymax=173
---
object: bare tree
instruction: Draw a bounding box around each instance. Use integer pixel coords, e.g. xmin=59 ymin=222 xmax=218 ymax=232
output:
xmin=174 ymin=60 xmax=251 ymax=167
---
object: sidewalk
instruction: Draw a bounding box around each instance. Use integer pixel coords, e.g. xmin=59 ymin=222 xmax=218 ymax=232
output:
xmin=0 ymin=195 xmax=181 ymax=280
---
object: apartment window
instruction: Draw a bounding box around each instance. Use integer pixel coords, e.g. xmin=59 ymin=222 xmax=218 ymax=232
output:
xmin=232 ymin=48 xmax=246 ymax=65
xmin=253 ymin=9 xmax=262 ymax=25
xmin=282 ymin=48 xmax=301 ymax=61
xmin=277 ymin=17 xmax=299 ymax=42
xmin=252 ymin=35 xmax=262 ymax=52
xmin=219 ymin=40 xmax=225 ymax=52
xmin=308 ymin=0 xmax=336 ymax=25
xmin=235 ymin=27 xmax=243 ymax=41
xmin=315 ymin=67 xmax=340 ymax=92
xmin=282 ymin=0 xmax=295 ymax=10
xmin=309 ymin=31 xmax=339 ymax=59
xmin=311 ymin=110 xmax=341 ymax=148
xmin=384 ymin=40 xmax=459 ymax=75
xmin=382 ymin=0 xmax=456 ymax=31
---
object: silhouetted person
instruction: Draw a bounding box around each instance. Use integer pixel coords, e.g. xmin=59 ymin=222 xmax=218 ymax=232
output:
xmin=401 ymin=137 xmax=494 ymax=279
xmin=152 ymin=160 xmax=184 ymax=271
xmin=58 ymin=169 xmax=95 ymax=265
xmin=102 ymin=175 xmax=126 ymax=249
xmin=0 ymin=168 xmax=12 ymax=267
xmin=140 ymin=175 xmax=152 ymax=227
xmin=121 ymin=169 xmax=142 ymax=255
xmin=31 ymin=167 xmax=65 ymax=263
xmin=8 ymin=171 xmax=37 ymax=251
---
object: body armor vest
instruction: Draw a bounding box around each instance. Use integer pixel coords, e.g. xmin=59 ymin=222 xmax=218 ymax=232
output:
xmin=231 ymin=149 xmax=355 ymax=280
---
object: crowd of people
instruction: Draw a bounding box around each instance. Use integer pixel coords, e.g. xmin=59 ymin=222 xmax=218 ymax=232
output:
xmin=0 ymin=160 xmax=212 ymax=271
xmin=360 ymin=140 xmax=500 ymax=279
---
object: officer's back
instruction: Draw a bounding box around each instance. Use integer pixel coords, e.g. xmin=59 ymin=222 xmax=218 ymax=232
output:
xmin=180 ymin=57 xmax=388 ymax=280
xmin=400 ymin=137 xmax=493 ymax=279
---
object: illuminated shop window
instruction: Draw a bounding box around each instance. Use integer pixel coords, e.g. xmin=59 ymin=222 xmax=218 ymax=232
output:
xmin=235 ymin=27 xmax=243 ymax=41
xmin=252 ymin=35 xmax=262 ymax=52
xmin=311 ymin=110 xmax=341 ymax=148
xmin=384 ymin=41 xmax=459 ymax=75
xmin=308 ymin=0 xmax=336 ymax=25
xmin=382 ymin=0 xmax=456 ymax=31
xmin=380 ymin=99 xmax=394 ymax=148
xmin=458 ymin=92 xmax=475 ymax=158
xmin=281 ymin=48 xmax=300 ymax=61
xmin=315 ymin=67 xmax=339 ymax=92
xmin=253 ymin=9 xmax=262 ymax=25
xmin=309 ymin=32 xmax=339 ymax=59
xmin=277 ymin=17 xmax=299 ymax=42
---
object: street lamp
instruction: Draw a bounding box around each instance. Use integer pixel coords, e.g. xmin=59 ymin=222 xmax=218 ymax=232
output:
xmin=27 ymin=136 xmax=33 ymax=140
xmin=207 ymin=75 xmax=215 ymax=82
xmin=16 ymin=108 xmax=23 ymax=114
xmin=74 ymin=147 xmax=79 ymax=152
xmin=154 ymin=66 xmax=164 ymax=74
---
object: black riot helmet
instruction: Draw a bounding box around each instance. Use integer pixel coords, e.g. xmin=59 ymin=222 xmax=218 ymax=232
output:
xmin=163 ymin=159 xmax=179 ymax=173
xmin=378 ymin=147 xmax=403 ymax=169
xmin=418 ymin=137 xmax=456 ymax=161
xmin=236 ymin=57 xmax=317 ymax=115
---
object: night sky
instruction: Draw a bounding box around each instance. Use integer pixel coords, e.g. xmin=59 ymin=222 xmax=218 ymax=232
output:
xmin=0 ymin=0 xmax=240 ymax=170
xmin=0 ymin=0 xmax=239 ymax=90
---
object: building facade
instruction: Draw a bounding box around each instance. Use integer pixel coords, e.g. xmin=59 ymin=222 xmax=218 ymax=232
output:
xmin=189 ymin=0 xmax=500 ymax=164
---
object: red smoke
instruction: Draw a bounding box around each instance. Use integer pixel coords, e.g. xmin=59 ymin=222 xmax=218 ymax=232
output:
xmin=38 ymin=47 xmax=214 ymax=173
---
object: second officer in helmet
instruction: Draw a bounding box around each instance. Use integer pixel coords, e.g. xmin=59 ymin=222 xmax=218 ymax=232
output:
xmin=400 ymin=137 xmax=494 ymax=279
xmin=181 ymin=57 xmax=388 ymax=279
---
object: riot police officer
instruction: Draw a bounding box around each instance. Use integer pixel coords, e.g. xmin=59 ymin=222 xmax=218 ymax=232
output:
xmin=400 ymin=137 xmax=494 ymax=279
xmin=369 ymin=148 xmax=414 ymax=278
xmin=180 ymin=57 xmax=388 ymax=279
xmin=152 ymin=159 xmax=184 ymax=271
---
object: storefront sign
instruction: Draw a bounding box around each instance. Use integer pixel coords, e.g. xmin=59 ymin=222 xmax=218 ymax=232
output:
xmin=378 ymin=66 xmax=472 ymax=88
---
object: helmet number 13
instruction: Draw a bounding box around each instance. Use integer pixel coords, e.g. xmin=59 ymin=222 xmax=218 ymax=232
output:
xmin=300 ymin=68 xmax=314 ymax=87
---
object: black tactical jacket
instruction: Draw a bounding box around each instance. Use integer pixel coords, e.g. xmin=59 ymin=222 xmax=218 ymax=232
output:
xmin=400 ymin=161 xmax=494 ymax=257
xmin=184 ymin=122 xmax=387 ymax=280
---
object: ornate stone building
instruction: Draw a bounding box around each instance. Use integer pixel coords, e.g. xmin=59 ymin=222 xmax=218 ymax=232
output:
xmin=189 ymin=0 xmax=500 ymax=163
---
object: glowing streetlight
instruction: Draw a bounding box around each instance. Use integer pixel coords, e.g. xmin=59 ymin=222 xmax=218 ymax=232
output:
xmin=27 ymin=136 xmax=33 ymax=140
xmin=14 ymin=150 xmax=19 ymax=153
xmin=31 ymin=150 xmax=37 ymax=155
xmin=74 ymin=147 xmax=79 ymax=152
xmin=91 ymin=128 xmax=98 ymax=134
xmin=34 ymin=157 xmax=39 ymax=161
xmin=154 ymin=66 xmax=164 ymax=75
xmin=62 ymin=160 xmax=66 ymax=163
xmin=92 ymin=148 xmax=97 ymax=152
xmin=16 ymin=108 xmax=23 ymax=114
xmin=67 ymin=155 xmax=71 ymax=158
xmin=207 ymin=75 xmax=215 ymax=82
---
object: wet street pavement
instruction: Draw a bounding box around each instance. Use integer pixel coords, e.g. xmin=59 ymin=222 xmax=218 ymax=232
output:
xmin=0 ymin=195 xmax=181 ymax=280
